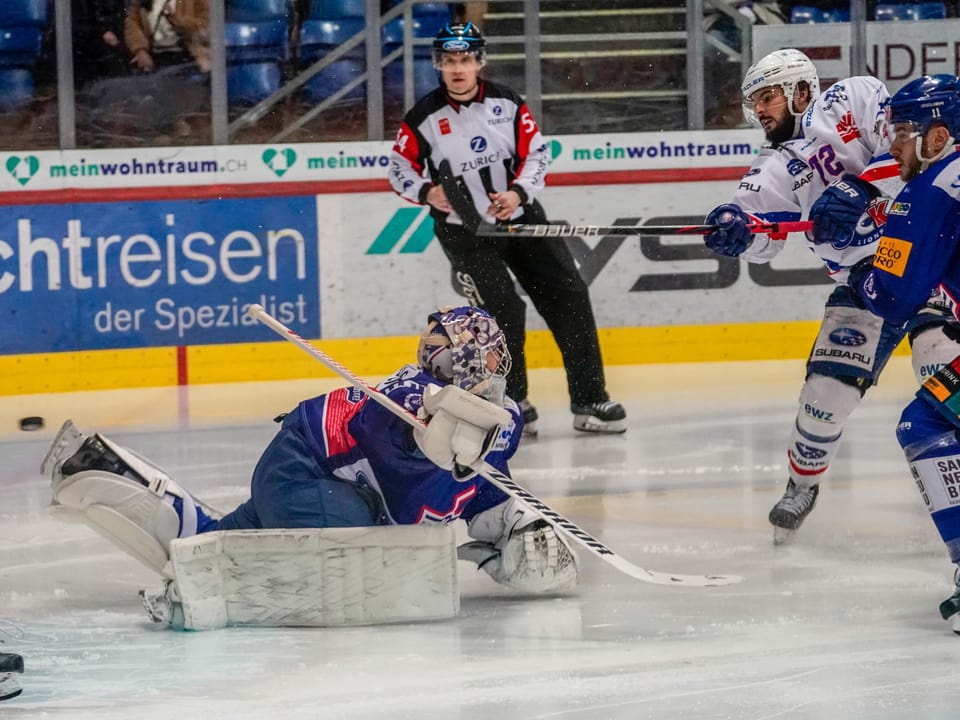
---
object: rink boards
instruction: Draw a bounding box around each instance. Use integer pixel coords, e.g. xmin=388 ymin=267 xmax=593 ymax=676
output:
xmin=0 ymin=130 xmax=904 ymax=394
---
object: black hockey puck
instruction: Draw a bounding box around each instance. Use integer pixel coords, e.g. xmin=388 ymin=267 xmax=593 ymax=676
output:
xmin=19 ymin=416 xmax=44 ymax=431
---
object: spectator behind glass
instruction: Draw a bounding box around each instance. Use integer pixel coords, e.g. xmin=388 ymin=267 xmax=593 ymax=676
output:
xmin=72 ymin=0 xmax=129 ymax=88
xmin=125 ymin=0 xmax=210 ymax=73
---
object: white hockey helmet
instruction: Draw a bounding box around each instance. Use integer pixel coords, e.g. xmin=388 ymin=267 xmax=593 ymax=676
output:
xmin=417 ymin=305 xmax=511 ymax=398
xmin=741 ymin=49 xmax=820 ymax=127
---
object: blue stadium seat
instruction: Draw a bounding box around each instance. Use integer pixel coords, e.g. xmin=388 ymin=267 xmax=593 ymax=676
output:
xmin=225 ymin=21 xmax=286 ymax=62
xmin=382 ymin=16 xmax=438 ymax=102
xmin=228 ymin=63 xmax=282 ymax=105
xmin=310 ymin=0 xmax=366 ymax=19
xmin=225 ymin=22 xmax=286 ymax=105
xmin=0 ymin=68 xmax=33 ymax=110
xmin=790 ymin=5 xmax=827 ymax=22
xmin=409 ymin=2 xmax=452 ymax=23
xmin=226 ymin=0 xmax=289 ymax=22
xmin=0 ymin=27 xmax=43 ymax=67
xmin=382 ymin=16 xmax=432 ymax=57
xmin=824 ymin=7 xmax=850 ymax=21
xmin=875 ymin=3 xmax=920 ymax=20
xmin=918 ymin=1 xmax=947 ymax=17
xmin=300 ymin=18 xmax=366 ymax=101
xmin=0 ymin=0 xmax=47 ymax=26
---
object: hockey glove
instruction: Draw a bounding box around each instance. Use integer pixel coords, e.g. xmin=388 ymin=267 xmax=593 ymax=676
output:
xmin=810 ymin=174 xmax=880 ymax=248
xmin=413 ymin=384 xmax=510 ymax=481
xmin=458 ymin=498 xmax=579 ymax=593
xmin=704 ymin=203 xmax=754 ymax=256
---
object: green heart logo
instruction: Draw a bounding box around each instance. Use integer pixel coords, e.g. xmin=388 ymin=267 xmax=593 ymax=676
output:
xmin=6 ymin=155 xmax=40 ymax=186
xmin=262 ymin=148 xmax=297 ymax=177
xmin=548 ymin=139 xmax=562 ymax=163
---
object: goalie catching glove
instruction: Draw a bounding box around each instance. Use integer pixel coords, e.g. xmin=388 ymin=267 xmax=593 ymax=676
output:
xmin=458 ymin=497 xmax=579 ymax=593
xmin=414 ymin=383 xmax=511 ymax=481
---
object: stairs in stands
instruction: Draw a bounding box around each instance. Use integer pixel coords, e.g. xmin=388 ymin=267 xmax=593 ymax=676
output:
xmin=480 ymin=1 xmax=689 ymax=134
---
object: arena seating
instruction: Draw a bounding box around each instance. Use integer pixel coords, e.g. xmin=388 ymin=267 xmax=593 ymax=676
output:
xmin=0 ymin=0 xmax=48 ymax=111
xmin=791 ymin=1 xmax=947 ymax=22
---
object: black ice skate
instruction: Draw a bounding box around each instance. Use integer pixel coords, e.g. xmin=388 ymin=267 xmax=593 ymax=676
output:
xmin=939 ymin=567 xmax=960 ymax=634
xmin=571 ymin=400 xmax=627 ymax=434
xmin=0 ymin=652 xmax=24 ymax=701
xmin=769 ymin=479 xmax=820 ymax=545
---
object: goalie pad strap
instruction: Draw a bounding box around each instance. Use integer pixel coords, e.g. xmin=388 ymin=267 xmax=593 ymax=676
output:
xmin=163 ymin=526 xmax=459 ymax=629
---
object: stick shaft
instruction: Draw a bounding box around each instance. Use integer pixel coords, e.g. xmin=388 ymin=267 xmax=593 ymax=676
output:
xmin=246 ymin=304 xmax=420 ymax=430
xmin=477 ymin=220 xmax=812 ymax=238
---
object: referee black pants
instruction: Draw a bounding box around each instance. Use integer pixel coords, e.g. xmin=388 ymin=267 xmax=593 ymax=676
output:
xmin=433 ymin=202 xmax=609 ymax=407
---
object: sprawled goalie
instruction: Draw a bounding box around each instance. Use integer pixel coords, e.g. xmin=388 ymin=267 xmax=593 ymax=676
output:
xmin=41 ymin=305 xmax=578 ymax=630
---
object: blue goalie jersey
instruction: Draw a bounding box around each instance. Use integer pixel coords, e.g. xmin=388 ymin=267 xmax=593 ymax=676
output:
xmin=296 ymin=364 xmax=523 ymax=526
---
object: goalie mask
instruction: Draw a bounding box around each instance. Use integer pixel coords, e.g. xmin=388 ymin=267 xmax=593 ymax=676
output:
xmin=741 ymin=48 xmax=820 ymax=130
xmin=417 ymin=306 xmax=511 ymax=403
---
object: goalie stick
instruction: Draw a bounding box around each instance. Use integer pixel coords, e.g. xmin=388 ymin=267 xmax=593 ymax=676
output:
xmin=436 ymin=159 xmax=812 ymax=238
xmin=246 ymin=303 xmax=743 ymax=588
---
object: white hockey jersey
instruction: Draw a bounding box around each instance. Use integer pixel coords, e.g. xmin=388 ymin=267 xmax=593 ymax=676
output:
xmin=731 ymin=75 xmax=897 ymax=282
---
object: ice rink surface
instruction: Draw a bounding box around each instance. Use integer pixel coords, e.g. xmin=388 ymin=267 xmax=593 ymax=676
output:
xmin=3 ymin=357 xmax=960 ymax=719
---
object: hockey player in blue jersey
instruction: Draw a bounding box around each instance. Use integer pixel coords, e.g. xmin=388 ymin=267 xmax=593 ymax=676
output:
xmin=812 ymin=74 xmax=960 ymax=631
xmin=42 ymin=305 xmax=579 ymax=595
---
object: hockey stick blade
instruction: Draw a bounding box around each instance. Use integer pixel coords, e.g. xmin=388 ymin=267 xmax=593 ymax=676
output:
xmin=474 ymin=220 xmax=812 ymax=238
xmin=474 ymin=461 xmax=742 ymax=587
xmin=246 ymin=303 xmax=743 ymax=588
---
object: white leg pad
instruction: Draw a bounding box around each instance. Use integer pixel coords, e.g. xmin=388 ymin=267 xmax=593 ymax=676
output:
xmin=156 ymin=525 xmax=459 ymax=630
xmin=51 ymin=470 xmax=182 ymax=574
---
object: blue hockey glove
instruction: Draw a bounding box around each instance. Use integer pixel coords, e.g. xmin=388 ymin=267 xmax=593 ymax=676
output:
xmin=704 ymin=204 xmax=754 ymax=257
xmin=810 ymin=174 xmax=880 ymax=248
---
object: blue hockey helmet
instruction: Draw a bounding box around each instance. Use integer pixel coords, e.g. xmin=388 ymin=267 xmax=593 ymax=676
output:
xmin=888 ymin=74 xmax=960 ymax=139
xmin=417 ymin=305 xmax=510 ymax=397
xmin=432 ymin=22 xmax=486 ymax=68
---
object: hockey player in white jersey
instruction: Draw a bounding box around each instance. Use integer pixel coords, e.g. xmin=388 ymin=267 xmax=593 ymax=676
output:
xmin=703 ymin=49 xmax=953 ymax=542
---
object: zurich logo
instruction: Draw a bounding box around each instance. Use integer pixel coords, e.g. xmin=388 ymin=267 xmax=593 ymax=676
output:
xmin=442 ymin=39 xmax=470 ymax=51
xmin=492 ymin=105 xmax=502 ymax=116
xmin=794 ymin=442 xmax=828 ymax=460
xmin=829 ymin=327 xmax=867 ymax=346
xmin=470 ymin=136 xmax=488 ymax=152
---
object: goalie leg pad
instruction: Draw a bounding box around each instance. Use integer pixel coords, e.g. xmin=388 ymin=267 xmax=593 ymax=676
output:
xmin=52 ymin=469 xmax=191 ymax=573
xmin=48 ymin=430 xmax=218 ymax=573
xmin=152 ymin=525 xmax=459 ymax=630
